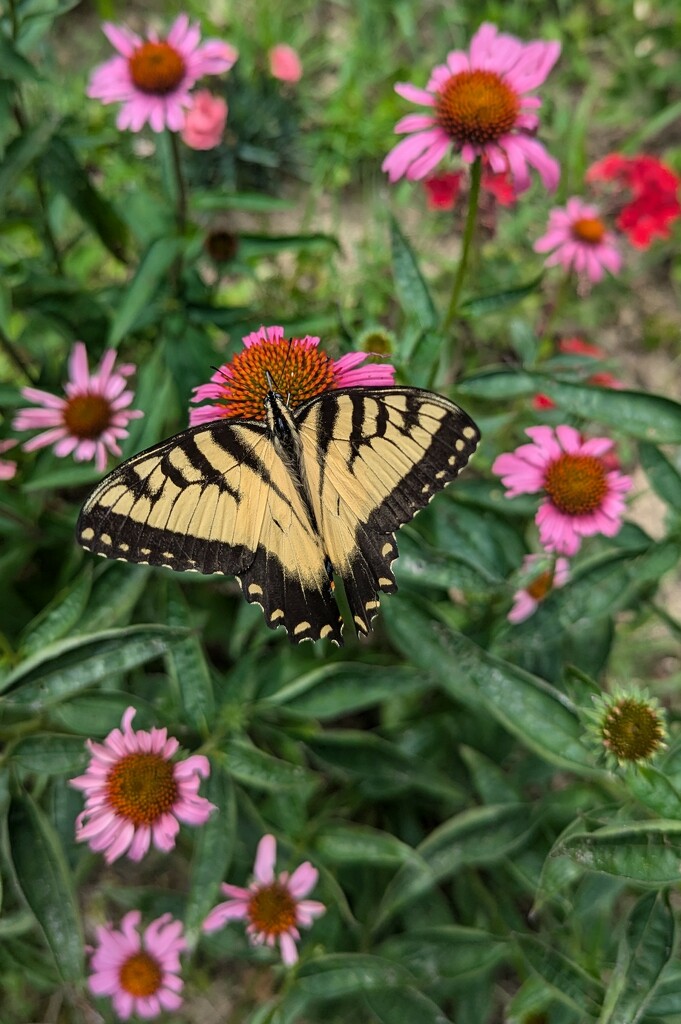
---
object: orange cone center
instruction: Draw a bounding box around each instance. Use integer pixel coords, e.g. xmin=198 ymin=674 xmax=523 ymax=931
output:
xmin=119 ymin=951 xmax=163 ymax=997
xmin=129 ymin=41 xmax=186 ymax=95
xmin=544 ymin=453 xmax=608 ymax=516
xmin=436 ymin=69 xmax=520 ymax=144
xmin=106 ymin=752 xmax=178 ymax=826
xmin=571 ymin=217 xmax=606 ymax=245
xmin=216 ymin=339 xmax=336 ymax=419
xmin=248 ymin=882 xmax=297 ymax=936
xmin=63 ymin=394 xmax=112 ymax=439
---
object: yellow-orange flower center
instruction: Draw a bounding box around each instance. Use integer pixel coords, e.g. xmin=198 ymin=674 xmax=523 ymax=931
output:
xmin=129 ymin=41 xmax=186 ymax=95
xmin=544 ymin=453 xmax=608 ymax=516
xmin=219 ymin=339 xmax=336 ymax=420
xmin=571 ymin=217 xmax=606 ymax=245
xmin=119 ymin=951 xmax=163 ymax=997
xmin=106 ymin=753 xmax=178 ymax=826
xmin=248 ymin=882 xmax=297 ymax=936
xmin=436 ymin=70 xmax=520 ymax=144
xmin=63 ymin=394 xmax=112 ymax=439
xmin=526 ymin=568 xmax=554 ymax=602
xmin=602 ymin=698 xmax=666 ymax=763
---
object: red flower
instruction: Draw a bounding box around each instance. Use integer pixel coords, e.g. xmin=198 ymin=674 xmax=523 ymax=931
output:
xmin=586 ymin=154 xmax=681 ymax=249
xmin=558 ymin=337 xmax=605 ymax=358
xmin=423 ymin=167 xmax=516 ymax=211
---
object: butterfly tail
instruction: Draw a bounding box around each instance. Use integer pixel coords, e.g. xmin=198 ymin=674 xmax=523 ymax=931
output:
xmin=338 ymin=531 xmax=398 ymax=638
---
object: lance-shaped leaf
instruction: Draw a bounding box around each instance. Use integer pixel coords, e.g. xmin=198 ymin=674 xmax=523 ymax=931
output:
xmin=365 ymin=988 xmax=453 ymax=1024
xmin=555 ymin=820 xmax=681 ymax=884
xmin=267 ymin=662 xmax=431 ymax=720
xmin=163 ymin=581 xmax=215 ymax=732
xmin=20 ymin=566 xmax=92 ymax=656
xmin=184 ymin=763 xmax=235 ymax=945
xmin=7 ymin=793 xmax=83 ymax=981
xmin=515 ymin=934 xmax=604 ymax=1015
xmin=297 ymin=953 xmax=415 ymax=998
xmin=389 ymin=215 xmax=437 ymax=330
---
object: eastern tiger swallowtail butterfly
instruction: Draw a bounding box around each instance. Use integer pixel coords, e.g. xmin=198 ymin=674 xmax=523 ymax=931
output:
xmin=77 ymin=384 xmax=480 ymax=644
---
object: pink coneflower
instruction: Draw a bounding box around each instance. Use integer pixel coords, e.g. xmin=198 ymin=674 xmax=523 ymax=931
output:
xmin=382 ymin=22 xmax=560 ymax=192
xmin=508 ymin=553 xmax=570 ymax=623
xmin=268 ymin=44 xmax=303 ymax=84
xmin=181 ymin=90 xmax=227 ymax=149
xmin=70 ymin=707 xmax=216 ymax=864
xmin=0 ymin=440 xmax=17 ymax=480
xmin=203 ymin=834 xmax=325 ymax=965
xmin=12 ymin=342 xmax=143 ymax=473
xmin=88 ymin=910 xmax=186 ymax=1020
xmin=88 ymin=14 xmax=238 ymax=133
xmin=492 ymin=425 xmax=632 ymax=556
xmin=189 ymin=324 xmax=396 ymax=425
xmin=534 ymin=197 xmax=622 ymax=284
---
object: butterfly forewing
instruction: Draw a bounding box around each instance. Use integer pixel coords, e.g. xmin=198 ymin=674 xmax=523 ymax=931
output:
xmin=77 ymin=418 xmax=344 ymax=644
xmin=295 ymin=387 xmax=481 ymax=635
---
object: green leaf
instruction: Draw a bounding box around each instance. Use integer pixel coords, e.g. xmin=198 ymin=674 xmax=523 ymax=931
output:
xmin=0 ymin=118 xmax=56 ymax=202
xmin=397 ymin=530 xmax=503 ymax=593
xmin=379 ymin=926 xmax=507 ymax=984
xmin=0 ymin=36 xmax=42 ymax=81
xmin=315 ymin=823 xmax=414 ymax=867
xmin=184 ymin=763 xmax=235 ymax=945
xmin=623 ymin=765 xmax=681 ymax=819
xmin=238 ymin=233 xmax=339 ymax=258
xmin=384 ymin=600 xmax=595 ymax=773
xmin=598 ymin=891 xmax=676 ymax=1024
xmin=375 ymin=804 xmax=532 ymax=929
xmin=638 ymin=442 xmax=681 ymax=510
xmin=268 ymin=663 xmax=431 ymax=720
xmin=456 ymin=369 xmax=538 ymax=400
xmin=40 ymin=136 xmax=128 ymax=261
xmin=365 ymin=988 xmax=453 ymax=1024
xmin=76 ymin=563 xmax=149 ymax=633
xmin=7 ymin=793 xmax=83 ymax=981
xmin=515 ymin=934 xmax=604 ymax=1015
xmin=46 ymin=692 xmax=154 ymax=734
xmin=1 ymin=625 xmax=183 ymax=708
xmin=219 ymin=739 xmax=318 ymax=793
xmin=107 ymin=237 xmax=182 ymax=346
xmin=10 ymin=734 xmax=87 ymax=775
xmin=459 ymin=274 xmax=544 ymax=318
xmin=191 ymin=190 xmax=293 ymax=213
xmin=556 ymin=820 xmax=681 ymax=884
xmin=163 ymin=582 xmax=215 ymax=732
xmin=389 ymin=215 xmax=437 ymax=330
xmin=20 ymin=566 xmax=92 ymax=656
xmin=297 ymin=954 xmax=415 ymax=998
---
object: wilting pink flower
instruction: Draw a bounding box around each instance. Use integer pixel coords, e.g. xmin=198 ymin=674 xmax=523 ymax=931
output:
xmin=383 ymin=22 xmax=560 ymax=192
xmin=508 ymin=553 xmax=570 ymax=623
xmin=493 ymin=425 xmax=632 ymax=556
xmin=70 ymin=707 xmax=216 ymax=864
xmin=190 ymin=324 xmax=396 ymax=425
xmin=0 ymin=440 xmax=17 ymax=480
xmin=88 ymin=14 xmax=237 ymax=133
xmin=203 ymin=834 xmax=325 ymax=966
xmin=534 ymin=197 xmax=622 ymax=285
xmin=12 ymin=342 xmax=143 ymax=473
xmin=88 ymin=910 xmax=186 ymax=1020
xmin=587 ymin=154 xmax=681 ymax=249
xmin=269 ymin=43 xmax=303 ymax=83
xmin=181 ymin=89 xmax=227 ymax=149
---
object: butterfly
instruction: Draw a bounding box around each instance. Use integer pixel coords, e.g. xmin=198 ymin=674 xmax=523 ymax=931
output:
xmin=77 ymin=384 xmax=480 ymax=645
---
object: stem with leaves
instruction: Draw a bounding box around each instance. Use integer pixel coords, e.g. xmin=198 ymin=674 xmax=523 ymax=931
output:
xmin=442 ymin=156 xmax=482 ymax=333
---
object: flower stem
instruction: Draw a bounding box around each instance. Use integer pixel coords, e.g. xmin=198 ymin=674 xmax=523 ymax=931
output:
xmin=168 ymin=130 xmax=187 ymax=236
xmin=442 ymin=157 xmax=482 ymax=332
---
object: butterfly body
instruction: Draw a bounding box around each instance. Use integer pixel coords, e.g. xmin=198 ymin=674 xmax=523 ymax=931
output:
xmin=77 ymin=386 xmax=480 ymax=644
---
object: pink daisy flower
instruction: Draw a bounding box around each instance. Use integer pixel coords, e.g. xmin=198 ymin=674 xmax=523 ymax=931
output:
xmin=534 ymin=197 xmax=622 ymax=284
xmin=88 ymin=14 xmax=238 ymax=133
xmin=508 ymin=553 xmax=571 ymax=623
xmin=202 ymin=834 xmax=325 ymax=966
xmin=70 ymin=707 xmax=216 ymax=865
xmin=0 ymin=439 xmax=17 ymax=481
xmin=492 ymin=425 xmax=632 ymax=556
xmin=88 ymin=910 xmax=186 ymax=1020
xmin=12 ymin=342 xmax=143 ymax=473
xmin=189 ymin=324 xmax=396 ymax=425
xmin=382 ymin=22 xmax=560 ymax=192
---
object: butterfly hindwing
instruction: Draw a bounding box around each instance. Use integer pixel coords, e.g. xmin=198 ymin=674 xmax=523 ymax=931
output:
xmin=296 ymin=387 xmax=481 ymax=635
xmin=77 ymin=419 xmax=343 ymax=644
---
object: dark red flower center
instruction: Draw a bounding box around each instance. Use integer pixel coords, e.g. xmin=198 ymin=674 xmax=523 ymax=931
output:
xmin=602 ymin=698 xmax=666 ymax=763
xmin=544 ymin=453 xmax=608 ymax=516
xmin=119 ymin=951 xmax=163 ymax=997
xmin=571 ymin=216 xmax=606 ymax=245
xmin=63 ymin=394 xmax=113 ymax=439
xmin=248 ymin=882 xmax=297 ymax=936
xmin=106 ymin=753 xmax=178 ymax=826
xmin=436 ymin=70 xmax=519 ymax=145
xmin=129 ymin=41 xmax=186 ymax=95
xmin=216 ymin=339 xmax=336 ymax=420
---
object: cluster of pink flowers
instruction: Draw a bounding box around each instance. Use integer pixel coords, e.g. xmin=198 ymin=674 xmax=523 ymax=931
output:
xmin=72 ymin=710 xmax=325 ymax=1018
xmin=493 ymin=425 xmax=632 ymax=623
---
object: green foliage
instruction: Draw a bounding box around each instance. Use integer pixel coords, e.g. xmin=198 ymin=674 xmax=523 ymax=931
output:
xmin=0 ymin=0 xmax=680 ymax=1022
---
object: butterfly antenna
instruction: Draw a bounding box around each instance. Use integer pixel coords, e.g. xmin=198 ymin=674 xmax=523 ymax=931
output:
xmin=210 ymin=364 xmax=230 ymax=383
